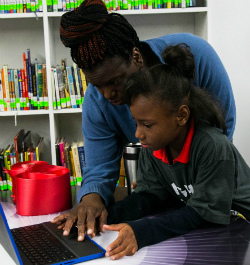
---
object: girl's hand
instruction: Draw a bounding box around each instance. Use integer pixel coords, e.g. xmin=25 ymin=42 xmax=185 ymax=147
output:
xmin=103 ymin=223 xmax=138 ymax=260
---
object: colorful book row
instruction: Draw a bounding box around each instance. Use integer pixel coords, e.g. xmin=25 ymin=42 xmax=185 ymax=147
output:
xmin=0 ymin=129 xmax=44 ymax=191
xmin=51 ymin=60 xmax=87 ymax=110
xmin=0 ymin=0 xmax=43 ymax=13
xmin=0 ymin=49 xmax=49 ymax=111
xmin=55 ymin=138 xmax=85 ymax=186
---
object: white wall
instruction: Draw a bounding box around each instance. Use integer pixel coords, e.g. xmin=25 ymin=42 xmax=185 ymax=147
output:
xmin=208 ymin=0 xmax=250 ymax=165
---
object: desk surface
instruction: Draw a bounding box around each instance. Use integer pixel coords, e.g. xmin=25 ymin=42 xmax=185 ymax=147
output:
xmin=1 ymin=190 xmax=250 ymax=265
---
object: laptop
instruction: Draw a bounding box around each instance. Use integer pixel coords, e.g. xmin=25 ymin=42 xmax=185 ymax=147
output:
xmin=0 ymin=202 xmax=106 ymax=265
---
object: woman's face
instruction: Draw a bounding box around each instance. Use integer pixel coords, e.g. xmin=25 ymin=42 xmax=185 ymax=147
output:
xmin=83 ymin=49 xmax=143 ymax=105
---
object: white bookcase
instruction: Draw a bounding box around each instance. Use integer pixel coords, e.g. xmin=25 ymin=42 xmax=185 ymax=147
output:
xmin=0 ymin=0 xmax=208 ymax=165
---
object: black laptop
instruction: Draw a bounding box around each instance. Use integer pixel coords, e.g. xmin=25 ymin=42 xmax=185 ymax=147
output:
xmin=0 ymin=202 xmax=105 ymax=265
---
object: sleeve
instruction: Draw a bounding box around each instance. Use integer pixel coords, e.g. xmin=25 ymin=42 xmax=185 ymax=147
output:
xmin=127 ymin=205 xmax=222 ymax=250
xmin=187 ymin=137 xmax=236 ymax=225
xmin=77 ymin=85 xmax=122 ymax=205
xmin=192 ymin=37 xmax=236 ymax=140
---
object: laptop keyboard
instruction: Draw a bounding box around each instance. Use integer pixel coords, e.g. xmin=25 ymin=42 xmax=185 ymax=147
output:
xmin=11 ymin=224 xmax=76 ymax=265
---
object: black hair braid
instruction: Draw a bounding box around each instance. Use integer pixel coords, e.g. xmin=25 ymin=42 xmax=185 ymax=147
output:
xmin=60 ymin=0 xmax=140 ymax=69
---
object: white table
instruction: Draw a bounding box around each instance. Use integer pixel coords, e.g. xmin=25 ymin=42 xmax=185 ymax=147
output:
xmin=1 ymin=192 xmax=250 ymax=265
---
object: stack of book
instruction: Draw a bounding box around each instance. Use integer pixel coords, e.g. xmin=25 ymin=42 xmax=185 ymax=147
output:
xmin=51 ymin=60 xmax=88 ymax=110
xmin=0 ymin=49 xmax=48 ymax=111
xmin=0 ymin=0 xmax=43 ymax=13
xmin=0 ymin=129 xmax=44 ymax=191
xmin=55 ymin=138 xmax=85 ymax=186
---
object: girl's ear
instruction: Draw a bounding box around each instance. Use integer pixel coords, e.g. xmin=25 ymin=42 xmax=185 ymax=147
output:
xmin=177 ymin=105 xmax=190 ymax=126
xmin=132 ymin=47 xmax=143 ymax=67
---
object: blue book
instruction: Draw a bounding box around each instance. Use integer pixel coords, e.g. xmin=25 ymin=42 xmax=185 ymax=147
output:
xmin=77 ymin=142 xmax=85 ymax=178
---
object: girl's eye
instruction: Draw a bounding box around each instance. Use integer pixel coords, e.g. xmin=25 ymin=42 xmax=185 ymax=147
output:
xmin=143 ymin=124 xmax=152 ymax=129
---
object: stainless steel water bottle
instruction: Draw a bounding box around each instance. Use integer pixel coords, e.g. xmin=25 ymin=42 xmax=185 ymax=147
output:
xmin=123 ymin=143 xmax=142 ymax=195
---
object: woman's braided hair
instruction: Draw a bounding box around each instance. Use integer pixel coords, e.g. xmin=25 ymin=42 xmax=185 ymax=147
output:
xmin=60 ymin=0 xmax=140 ymax=69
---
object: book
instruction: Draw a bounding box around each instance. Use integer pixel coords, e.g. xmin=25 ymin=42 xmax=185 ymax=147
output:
xmin=0 ymin=73 xmax=3 ymax=112
xmin=21 ymin=131 xmax=31 ymax=154
xmin=0 ymin=148 xmax=7 ymax=190
xmin=69 ymin=149 xmax=76 ymax=185
xmin=66 ymin=66 xmax=77 ymax=108
xmin=64 ymin=141 xmax=74 ymax=185
xmin=59 ymin=138 xmax=67 ymax=167
xmin=8 ymin=69 xmax=15 ymax=111
xmin=55 ymin=137 xmax=62 ymax=166
xmin=1 ymin=68 xmax=7 ymax=111
xmin=72 ymin=62 xmax=81 ymax=108
xmin=17 ymin=69 xmax=24 ymax=110
xmin=51 ymin=68 xmax=57 ymax=110
xmin=3 ymin=65 xmax=11 ymax=111
xmin=71 ymin=142 xmax=82 ymax=186
xmin=56 ymin=65 xmax=67 ymax=109
xmin=42 ymin=64 xmax=48 ymax=110
xmin=61 ymin=59 xmax=71 ymax=108
xmin=35 ymin=136 xmax=44 ymax=161
xmin=31 ymin=63 xmax=38 ymax=109
xmin=20 ymin=69 xmax=27 ymax=110
xmin=37 ymin=63 xmax=44 ymax=109
xmin=22 ymin=52 xmax=29 ymax=110
xmin=27 ymin=49 xmax=33 ymax=109
xmin=14 ymin=129 xmax=25 ymax=163
xmin=77 ymin=141 xmax=85 ymax=182
xmin=13 ymin=69 xmax=20 ymax=111
xmin=53 ymin=67 xmax=61 ymax=110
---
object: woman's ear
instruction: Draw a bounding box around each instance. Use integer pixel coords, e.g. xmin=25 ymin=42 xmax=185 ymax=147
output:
xmin=132 ymin=47 xmax=143 ymax=67
xmin=177 ymin=105 xmax=190 ymax=126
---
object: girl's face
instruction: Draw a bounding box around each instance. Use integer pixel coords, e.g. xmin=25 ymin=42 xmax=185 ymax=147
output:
xmin=130 ymin=95 xmax=189 ymax=154
xmin=83 ymin=48 xmax=143 ymax=105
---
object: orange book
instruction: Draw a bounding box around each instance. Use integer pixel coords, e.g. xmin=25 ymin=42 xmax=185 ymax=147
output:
xmin=1 ymin=69 xmax=6 ymax=111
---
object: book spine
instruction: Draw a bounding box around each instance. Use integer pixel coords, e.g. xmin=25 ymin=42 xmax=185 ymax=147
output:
xmin=37 ymin=64 xmax=43 ymax=109
xmin=77 ymin=68 xmax=84 ymax=106
xmin=72 ymin=63 xmax=81 ymax=108
xmin=14 ymin=69 xmax=20 ymax=111
xmin=3 ymin=65 xmax=11 ymax=111
xmin=51 ymin=68 xmax=57 ymax=110
xmin=31 ymin=64 xmax=38 ymax=109
xmin=27 ymin=49 xmax=33 ymax=109
xmin=22 ymin=52 xmax=29 ymax=110
xmin=53 ymin=68 xmax=61 ymax=109
xmin=0 ymin=73 xmax=4 ymax=112
xmin=0 ymin=151 xmax=7 ymax=190
xmin=72 ymin=145 xmax=82 ymax=186
xmin=20 ymin=69 xmax=27 ymax=110
xmin=59 ymin=141 xmax=67 ymax=167
xmin=66 ymin=66 xmax=77 ymax=108
xmin=56 ymin=66 xmax=66 ymax=109
xmin=69 ymin=149 xmax=76 ymax=185
xmin=77 ymin=145 xmax=85 ymax=183
xmin=17 ymin=70 xmax=24 ymax=110
xmin=42 ymin=64 xmax=49 ymax=109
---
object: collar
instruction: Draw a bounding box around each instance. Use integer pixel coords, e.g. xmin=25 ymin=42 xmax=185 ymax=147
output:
xmin=153 ymin=118 xmax=194 ymax=165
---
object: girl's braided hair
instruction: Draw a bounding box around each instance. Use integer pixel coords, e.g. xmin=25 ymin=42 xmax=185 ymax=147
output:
xmin=60 ymin=0 xmax=140 ymax=69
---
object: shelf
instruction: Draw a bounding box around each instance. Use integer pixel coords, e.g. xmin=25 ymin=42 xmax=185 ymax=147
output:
xmin=47 ymin=7 xmax=207 ymax=17
xmin=0 ymin=12 xmax=43 ymax=19
xmin=53 ymin=108 xmax=82 ymax=114
xmin=0 ymin=110 xmax=50 ymax=116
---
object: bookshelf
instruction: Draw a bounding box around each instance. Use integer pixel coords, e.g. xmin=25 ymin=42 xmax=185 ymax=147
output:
xmin=0 ymin=0 xmax=208 ymax=165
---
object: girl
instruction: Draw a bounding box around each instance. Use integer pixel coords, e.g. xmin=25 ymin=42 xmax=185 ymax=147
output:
xmin=103 ymin=44 xmax=250 ymax=260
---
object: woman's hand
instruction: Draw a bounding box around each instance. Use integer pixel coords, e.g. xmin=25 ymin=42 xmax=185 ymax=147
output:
xmin=51 ymin=193 xmax=107 ymax=241
xmin=103 ymin=223 xmax=138 ymax=260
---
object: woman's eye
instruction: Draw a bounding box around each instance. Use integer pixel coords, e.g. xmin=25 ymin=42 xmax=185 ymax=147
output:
xmin=144 ymin=124 xmax=152 ymax=128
